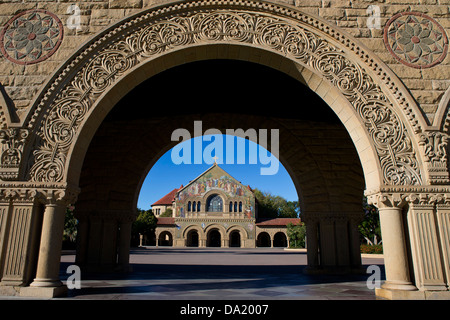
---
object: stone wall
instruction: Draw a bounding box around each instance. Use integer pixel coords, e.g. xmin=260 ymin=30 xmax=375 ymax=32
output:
xmin=0 ymin=0 xmax=448 ymax=125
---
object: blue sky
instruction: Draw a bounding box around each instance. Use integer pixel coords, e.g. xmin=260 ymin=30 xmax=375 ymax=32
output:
xmin=137 ymin=134 xmax=298 ymax=210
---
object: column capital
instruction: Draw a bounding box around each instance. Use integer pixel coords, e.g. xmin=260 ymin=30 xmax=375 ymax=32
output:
xmin=367 ymin=192 xmax=406 ymax=209
xmin=0 ymin=182 xmax=79 ymax=206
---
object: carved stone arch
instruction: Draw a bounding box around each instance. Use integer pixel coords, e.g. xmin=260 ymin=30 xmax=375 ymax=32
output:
xmin=182 ymin=225 xmax=205 ymax=241
xmin=15 ymin=0 xmax=429 ymax=191
xmin=433 ymin=86 xmax=450 ymax=131
xmin=226 ymin=225 xmax=249 ymax=239
xmin=204 ymin=223 xmax=227 ymax=235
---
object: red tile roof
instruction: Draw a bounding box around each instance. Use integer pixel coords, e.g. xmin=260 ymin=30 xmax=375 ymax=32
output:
xmin=157 ymin=217 xmax=176 ymax=225
xmin=256 ymin=218 xmax=302 ymax=226
xmin=151 ymin=188 xmax=179 ymax=206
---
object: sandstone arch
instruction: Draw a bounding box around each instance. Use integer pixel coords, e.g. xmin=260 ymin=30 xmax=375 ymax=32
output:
xmin=0 ymin=0 xmax=448 ymax=300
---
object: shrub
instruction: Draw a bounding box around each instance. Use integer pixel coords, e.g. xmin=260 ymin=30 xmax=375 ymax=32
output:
xmin=360 ymin=244 xmax=383 ymax=254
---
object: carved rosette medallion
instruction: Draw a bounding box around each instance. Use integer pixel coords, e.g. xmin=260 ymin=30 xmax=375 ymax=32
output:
xmin=25 ymin=2 xmax=423 ymax=186
xmin=384 ymin=12 xmax=448 ymax=69
xmin=0 ymin=9 xmax=63 ymax=65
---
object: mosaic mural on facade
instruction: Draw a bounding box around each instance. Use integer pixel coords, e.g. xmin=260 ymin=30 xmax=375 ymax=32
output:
xmin=175 ymin=166 xmax=256 ymax=218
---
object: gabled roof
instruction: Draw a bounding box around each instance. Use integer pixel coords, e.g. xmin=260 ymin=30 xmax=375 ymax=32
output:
xmin=256 ymin=218 xmax=302 ymax=226
xmin=151 ymin=187 xmax=181 ymax=206
xmin=156 ymin=217 xmax=176 ymax=225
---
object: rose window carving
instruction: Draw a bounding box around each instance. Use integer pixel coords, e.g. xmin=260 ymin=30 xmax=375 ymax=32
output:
xmin=384 ymin=12 xmax=448 ymax=69
xmin=0 ymin=9 xmax=63 ymax=65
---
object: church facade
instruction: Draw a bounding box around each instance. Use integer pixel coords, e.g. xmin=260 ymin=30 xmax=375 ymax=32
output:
xmin=151 ymin=163 xmax=300 ymax=248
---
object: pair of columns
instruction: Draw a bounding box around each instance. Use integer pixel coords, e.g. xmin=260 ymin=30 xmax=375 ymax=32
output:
xmin=305 ymin=193 xmax=450 ymax=298
xmin=368 ymin=193 xmax=450 ymax=299
xmin=0 ymin=188 xmax=77 ymax=297
xmin=0 ymin=187 xmax=135 ymax=297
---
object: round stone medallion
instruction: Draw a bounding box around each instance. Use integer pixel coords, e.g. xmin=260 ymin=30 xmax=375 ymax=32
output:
xmin=0 ymin=9 xmax=64 ymax=65
xmin=384 ymin=11 xmax=448 ymax=69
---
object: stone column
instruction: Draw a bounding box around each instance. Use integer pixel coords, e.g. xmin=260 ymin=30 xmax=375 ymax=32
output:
xmin=21 ymin=187 xmax=78 ymax=298
xmin=0 ymin=192 xmax=42 ymax=287
xmin=304 ymin=218 xmax=319 ymax=272
xmin=407 ymin=195 xmax=447 ymax=291
xmin=436 ymin=200 xmax=450 ymax=289
xmin=374 ymin=194 xmax=416 ymax=291
xmin=30 ymin=202 xmax=66 ymax=288
xmin=117 ymin=217 xmax=133 ymax=272
xmin=348 ymin=214 xmax=363 ymax=271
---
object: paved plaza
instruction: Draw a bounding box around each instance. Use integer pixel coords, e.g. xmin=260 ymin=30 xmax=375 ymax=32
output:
xmin=53 ymin=247 xmax=385 ymax=300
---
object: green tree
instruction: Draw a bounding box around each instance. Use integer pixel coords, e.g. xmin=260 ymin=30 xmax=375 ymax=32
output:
xmin=359 ymin=197 xmax=382 ymax=245
xmin=160 ymin=208 xmax=173 ymax=217
xmin=253 ymin=189 xmax=300 ymax=218
xmin=132 ymin=209 xmax=157 ymax=238
xmin=63 ymin=206 xmax=78 ymax=249
xmin=286 ymin=222 xmax=306 ymax=248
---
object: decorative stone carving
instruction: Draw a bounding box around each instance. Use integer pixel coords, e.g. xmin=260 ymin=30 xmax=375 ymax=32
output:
xmin=24 ymin=2 xmax=423 ymax=187
xmin=0 ymin=128 xmax=29 ymax=181
xmin=0 ymin=9 xmax=64 ymax=65
xmin=384 ymin=12 xmax=449 ymax=69
xmin=419 ymin=131 xmax=449 ymax=184
xmin=0 ymin=182 xmax=79 ymax=206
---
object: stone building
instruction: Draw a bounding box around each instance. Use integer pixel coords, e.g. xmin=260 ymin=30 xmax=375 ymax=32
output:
xmin=152 ymin=163 xmax=301 ymax=248
xmin=0 ymin=0 xmax=449 ymax=299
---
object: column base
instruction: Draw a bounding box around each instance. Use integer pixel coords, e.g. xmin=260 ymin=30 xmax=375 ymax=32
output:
xmin=30 ymin=278 xmax=63 ymax=287
xmin=376 ymin=287 xmax=450 ymax=300
xmin=381 ymin=280 xmax=417 ymax=291
xmin=20 ymin=285 xmax=67 ymax=298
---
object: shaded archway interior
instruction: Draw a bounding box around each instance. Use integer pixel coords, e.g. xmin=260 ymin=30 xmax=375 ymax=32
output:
xmin=74 ymin=59 xmax=365 ymax=271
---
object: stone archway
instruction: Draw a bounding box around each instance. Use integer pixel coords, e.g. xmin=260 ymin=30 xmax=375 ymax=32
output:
xmin=273 ymin=232 xmax=288 ymax=248
xmin=158 ymin=231 xmax=173 ymax=247
xmin=207 ymin=229 xmax=222 ymax=248
xmin=257 ymin=232 xmax=271 ymax=248
xmin=0 ymin=0 xmax=448 ymax=299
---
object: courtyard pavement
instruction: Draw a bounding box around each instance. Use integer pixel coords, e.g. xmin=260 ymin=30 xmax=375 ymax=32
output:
xmin=54 ymin=247 xmax=385 ymax=301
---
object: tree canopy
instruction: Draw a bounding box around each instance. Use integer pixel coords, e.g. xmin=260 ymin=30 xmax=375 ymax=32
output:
xmin=253 ymin=188 xmax=300 ymax=218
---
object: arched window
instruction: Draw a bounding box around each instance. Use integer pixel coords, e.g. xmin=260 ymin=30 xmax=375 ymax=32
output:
xmin=207 ymin=194 xmax=223 ymax=212
xmin=234 ymin=201 xmax=237 ymax=212
xmin=188 ymin=201 xmax=191 ymax=212
xmin=192 ymin=201 xmax=196 ymax=212
xmin=239 ymin=202 xmax=242 ymax=212
xmin=229 ymin=202 xmax=233 ymax=212
xmin=197 ymin=201 xmax=201 ymax=212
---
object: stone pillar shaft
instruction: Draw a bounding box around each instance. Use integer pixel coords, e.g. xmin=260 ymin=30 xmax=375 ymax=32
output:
xmin=378 ymin=206 xmax=416 ymax=291
xmin=30 ymin=203 xmax=66 ymax=287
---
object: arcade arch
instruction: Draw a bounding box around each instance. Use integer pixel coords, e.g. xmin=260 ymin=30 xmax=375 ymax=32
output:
xmin=0 ymin=0 xmax=447 ymax=300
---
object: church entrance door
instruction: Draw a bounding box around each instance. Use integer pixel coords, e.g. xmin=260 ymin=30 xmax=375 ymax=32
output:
xmin=207 ymin=229 xmax=221 ymax=247
xmin=229 ymin=231 xmax=241 ymax=248
xmin=186 ymin=230 xmax=199 ymax=247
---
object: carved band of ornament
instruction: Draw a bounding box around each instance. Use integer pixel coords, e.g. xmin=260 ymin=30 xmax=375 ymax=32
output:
xmin=367 ymin=191 xmax=450 ymax=210
xmin=26 ymin=5 xmax=422 ymax=186
xmin=0 ymin=185 xmax=79 ymax=205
